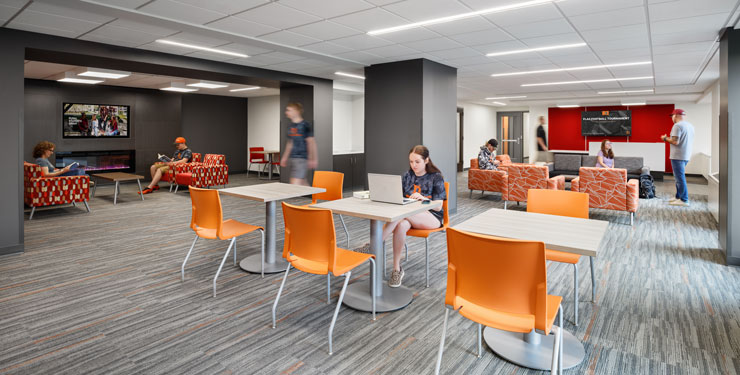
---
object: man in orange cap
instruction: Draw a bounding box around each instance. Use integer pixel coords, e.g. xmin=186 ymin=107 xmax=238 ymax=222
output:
xmin=140 ymin=136 xmax=192 ymax=194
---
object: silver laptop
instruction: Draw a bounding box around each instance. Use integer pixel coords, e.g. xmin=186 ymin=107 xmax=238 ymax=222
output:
xmin=368 ymin=173 xmax=417 ymax=205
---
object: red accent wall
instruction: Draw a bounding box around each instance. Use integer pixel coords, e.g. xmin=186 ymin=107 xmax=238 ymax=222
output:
xmin=548 ymin=104 xmax=675 ymax=172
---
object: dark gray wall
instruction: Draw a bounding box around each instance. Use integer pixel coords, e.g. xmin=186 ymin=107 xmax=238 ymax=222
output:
xmin=181 ymin=94 xmax=248 ymax=172
xmin=719 ymin=28 xmax=740 ymax=266
xmin=0 ymin=34 xmax=24 ymax=255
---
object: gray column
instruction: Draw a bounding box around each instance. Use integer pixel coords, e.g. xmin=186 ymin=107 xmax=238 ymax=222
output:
xmin=719 ymin=27 xmax=740 ymax=266
xmin=364 ymin=59 xmax=458 ymax=212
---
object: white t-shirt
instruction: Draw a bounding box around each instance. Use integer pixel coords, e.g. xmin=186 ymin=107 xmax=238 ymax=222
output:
xmin=669 ymin=120 xmax=694 ymax=161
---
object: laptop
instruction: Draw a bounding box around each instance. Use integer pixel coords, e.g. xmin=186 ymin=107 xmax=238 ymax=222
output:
xmin=368 ymin=173 xmax=416 ymax=205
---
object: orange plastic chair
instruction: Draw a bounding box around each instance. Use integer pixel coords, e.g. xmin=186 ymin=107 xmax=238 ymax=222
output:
xmin=527 ymin=188 xmax=593 ymax=326
xmin=310 ymin=171 xmax=350 ymax=247
xmin=181 ymin=187 xmax=264 ymax=297
xmin=272 ymin=203 xmax=376 ymax=355
xmin=435 ymin=228 xmax=564 ymax=374
xmin=405 ymin=182 xmax=450 ymax=288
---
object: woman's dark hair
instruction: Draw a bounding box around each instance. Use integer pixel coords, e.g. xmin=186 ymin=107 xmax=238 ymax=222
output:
xmin=409 ymin=145 xmax=442 ymax=174
xmin=33 ymin=141 xmax=55 ymax=159
xmin=600 ymin=139 xmax=614 ymax=159
xmin=487 ymin=138 xmax=498 ymax=148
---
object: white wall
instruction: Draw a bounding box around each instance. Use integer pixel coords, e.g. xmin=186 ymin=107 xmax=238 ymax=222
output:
xmin=710 ymin=81 xmax=720 ymax=175
xmin=675 ymin=101 xmax=712 ymax=175
xmin=459 ymin=102 xmax=497 ymax=169
xmin=247 ymin=95 xmax=280 ymax=172
xmin=332 ymin=93 xmax=364 ymax=154
xmin=351 ymin=96 xmax=364 ymax=152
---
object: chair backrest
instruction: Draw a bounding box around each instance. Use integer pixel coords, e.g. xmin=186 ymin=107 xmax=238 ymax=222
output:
xmin=24 ymin=162 xmax=43 ymax=179
xmin=312 ymin=170 xmax=344 ymax=203
xmin=496 ymin=154 xmax=512 ymax=164
xmin=249 ymin=147 xmax=265 ymax=162
xmin=470 ymin=158 xmax=479 ymax=169
xmin=191 ymin=153 xmax=202 ymax=163
xmin=526 ymin=189 xmax=589 ymax=219
xmin=445 ymin=227 xmax=550 ymax=332
xmin=282 ymin=202 xmax=339 ymax=274
xmin=578 ymin=167 xmax=628 ymax=210
xmin=189 ymin=186 xmax=224 ymax=239
xmin=442 ymin=182 xmax=450 ymax=227
xmin=203 ymin=154 xmax=226 ymax=166
xmin=506 ymin=164 xmax=550 ymax=202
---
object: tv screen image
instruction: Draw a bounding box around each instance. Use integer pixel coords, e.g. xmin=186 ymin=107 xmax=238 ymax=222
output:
xmin=581 ymin=110 xmax=631 ymax=136
xmin=63 ymin=103 xmax=130 ymax=138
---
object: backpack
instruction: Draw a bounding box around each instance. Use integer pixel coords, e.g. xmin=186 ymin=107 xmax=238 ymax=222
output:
xmin=639 ymin=174 xmax=655 ymax=199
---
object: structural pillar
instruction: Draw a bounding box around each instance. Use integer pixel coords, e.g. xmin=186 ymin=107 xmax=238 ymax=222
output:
xmin=719 ymin=27 xmax=740 ymax=266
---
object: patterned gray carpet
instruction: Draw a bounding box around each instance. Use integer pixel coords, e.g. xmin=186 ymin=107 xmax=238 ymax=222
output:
xmin=0 ymin=172 xmax=737 ymax=374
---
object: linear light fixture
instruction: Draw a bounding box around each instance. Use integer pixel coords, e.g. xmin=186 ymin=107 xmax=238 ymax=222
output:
xmin=229 ymin=86 xmax=261 ymax=92
xmin=557 ymin=104 xmax=580 ymax=108
xmin=621 ymin=102 xmax=646 ymax=106
xmin=521 ymin=76 xmax=653 ymax=87
xmin=486 ymin=42 xmax=586 ymax=57
xmin=77 ymin=67 xmax=130 ymax=79
xmin=621 ymin=99 xmax=646 ymax=106
xmin=598 ymin=89 xmax=654 ymax=95
xmin=187 ymin=81 xmax=229 ymax=89
xmin=485 ymin=95 xmax=527 ymax=100
xmin=335 ymin=71 xmax=365 ymax=80
xmin=156 ymin=39 xmax=248 ymax=58
xmin=56 ymin=72 xmax=103 ymax=84
xmin=160 ymin=82 xmax=198 ymax=93
xmin=491 ymin=61 xmax=652 ymax=77
xmin=491 ymin=101 xmax=507 ymax=106
xmin=368 ymin=0 xmax=562 ymax=35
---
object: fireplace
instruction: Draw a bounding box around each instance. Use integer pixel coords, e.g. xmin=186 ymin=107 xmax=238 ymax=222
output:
xmin=55 ymin=150 xmax=135 ymax=173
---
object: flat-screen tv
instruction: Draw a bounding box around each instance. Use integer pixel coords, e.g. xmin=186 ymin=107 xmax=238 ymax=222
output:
xmin=581 ymin=110 xmax=631 ymax=136
xmin=63 ymin=103 xmax=129 ymax=138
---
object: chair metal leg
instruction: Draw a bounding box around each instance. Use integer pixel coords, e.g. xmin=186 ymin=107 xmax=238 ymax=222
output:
xmin=213 ymin=238 xmax=236 ymax=298
xmin=425 ymin=237 xmax=430 ymax=288
xmin=72 ymin=201 xmax=77 ymax=207
xmin=272 ymin=263 xmax=292 ymax=328
xmin=369 ymin=257 xmax=376 ymax=320
xmin=248 ymin=162 xmax=251 ymax=178
xmin=477 ymin=323 xmax=482 ymax=358
xmin=260 ymin=229 xmax=265 ymax=278
xmin=383 ymin=241 xmax=387 ymax=278
xmin=630 ymin=212 xmax=634 ymax=226
xmin=326 ymin=274 xmax=331 ymax=304
xmin=29 ymin=207 xmax=35 ymax=220
xmin=589 ymin=256 xmax=596 ymax=301
xmin=504 ymin=201 xmax=508 ymax=210
xmin=338 ymin=214 xmax=350 ymax=247
xmin=469 ymin=190 xmax=472 ymax=199
xmin=328 ymin=271 xmax=351 ymax=355
xmin=233 ymin=238 xmax=237 ymax=266
xmin=174 ymin=184 xmax=179 ymax=194
xmin=434 ymin=308 xmax=451 ymax=375
xmin=558 ymin=306 xmax=564 ymax=375
xmin=181 ymin=235 xmax=199 ymax=281
xmin=551 ymin=305 xmax=563 ymax=374
xmin=574 ymin=263 xmax=579 ymax=326
xmin=83 ymin=200 xmax=91 ymax=213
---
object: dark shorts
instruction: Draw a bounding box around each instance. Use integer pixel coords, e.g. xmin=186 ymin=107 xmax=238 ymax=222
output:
xmin=430 ymin=209 xmax=444 ymax=227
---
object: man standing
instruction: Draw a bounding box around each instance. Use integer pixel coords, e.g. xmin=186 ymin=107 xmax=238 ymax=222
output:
xmin=280 ymin=102 xmax=317 ymax=185
xmin=477 ymin=138 xmax=500 ymax=170
xmin=536 ymin=116 xmax=550 ymax=163
xmin=661 ymin=109 xmax=695 ymax=206
xmin=140 ymin=136 xmax=192 ymax=194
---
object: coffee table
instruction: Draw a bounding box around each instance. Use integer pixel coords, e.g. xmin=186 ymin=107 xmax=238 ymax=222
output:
xmin=91 ymin=172 xmax=145 ymax=205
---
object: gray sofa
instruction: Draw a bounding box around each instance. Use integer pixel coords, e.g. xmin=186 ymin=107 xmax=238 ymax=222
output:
xmin=550 ymin=153 xmax=644 ymax=180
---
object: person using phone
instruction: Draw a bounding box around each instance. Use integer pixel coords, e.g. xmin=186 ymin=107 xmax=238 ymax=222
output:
xmin=32 ymin=141 xmax=86 ymax=177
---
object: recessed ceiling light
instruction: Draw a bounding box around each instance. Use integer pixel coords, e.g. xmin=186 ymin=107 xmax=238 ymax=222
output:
xmin=598 ymin=89 xmax=654 ymax=95
xmin=485 ymin=95 xmax=527 ymax=100
xmin=56 ymin=72 xmax=103 ymax=84
xmin=491 ymin=61 xmax=652 ymax=77
xmin=486 ymin=42 xmax=586 ymax=57
xmin=521 ymin=76 xmax=653 ymax=87
xmin=229 ymin=86 xmax=261 ymax=92
xmin=368 ymin=0 xmax=563 ymax=35
xmin=156 ymin=39 xmax=248 ymax=58
xmin=77 ymin=68 xmax=130 ymax=79
xmin=491 ymin=102 xmax=507 ymax=106
xmin=160 ymin=82 xmax=198 ymax=93
xmin=187 ymin=80 xmax=229 ymax=89
xmin=557 ymin=104 xmax=580 ymax=108
xmin=335 ymin=71 xmax=365 ymax=80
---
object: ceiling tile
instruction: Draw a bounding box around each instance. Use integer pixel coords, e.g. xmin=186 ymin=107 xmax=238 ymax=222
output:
xmin=302 ymin=41 xmax=354 ymax=55
xmin=218 ymin=43 xmax=273 ymax=56
xmin=518 ymin=33 xmax=585 ymax=48
xmin=9 ymin=10 xmax=102 ymax=38
xmin=138 ymin=0 xmax=227 ymax=24
xmin=649 ymin=0 xmax=736 ymax=22
xmin=651 ymin=13 xmax=728 ymax=35
xmin=504 ymin=19 xmax=575 ymax=39
xmin=330 ymin=34 xmax=394 ymax=49
xmin=363 ymin=44 xmax=420 ymax=57
xmin=557 ymin=0 xmax=644 ymax=17
xmin=81 ymin=24 xmax=161 ymax=46
xmin=233 ymin=2 xmax=321 ymax=29
xmin=258 ymin=30 xmax=322 ymax=47
xmin=331 ymin=7 xmax=407 ymax=32
xmin=448 ymin=28 xmax=512 ymax=46
xmin=167 ymin=32 xmax=230 ymax=46
xmin=382 ymin=0 xmax=470 ymax=21
xmin=25 ymin=2 xmax=114 ymax=24
xmin=427 ymin=47 xmax=483 ymax=60
xmin=581 ymin=24 xmax=648 ymax=43
xmin=288 ymin=21 xmax=362 ymax=41
xmin=372 ymin=27 xmax=440 ymax=43
xmin=177 ymin=0 xmax=269 ymax=15
xmin=279 ymin=0 xmax=375 ymax=19
xmin=568 ymin=6 xmax=646 ymax=31
xmin=403 ymin=37 xmax=463 ymax=52
xmin=335 ymin=50 xmax=383 ymax=64
xmin=483 ymin=3 xmax=562 ymax=26
xmin=108 ymin=19 xmax=180 ymax=36
xmin=423 ymin=15 xmax=495 ymax=36
xmin=207 ymin=16 xmax=280 ymax=37
xmin=651 ymin=30 xmax=718 ymax=45
xmin=0 ymin=4 xmax=22 ymax=22
xmin=88 ymin=0 xmax=150 ymax=8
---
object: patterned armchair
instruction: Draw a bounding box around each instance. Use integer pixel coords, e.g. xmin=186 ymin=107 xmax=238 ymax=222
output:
xmin=503 ymin=164 xmax=565 ymax=209
xmin=571 ymin=167 xmax=639 ymax=225
xmin=173 ymin=153 xmax=229 ymax=192
xmin=24 ymin=162 xmax=91 ymax=220
xmin=163 ymin=152 xmax=202 ymax=191
xmin=494 ymin=154 xmax=517 ymax=173
xmin=468 ymin=158 xmax=508 ymax=199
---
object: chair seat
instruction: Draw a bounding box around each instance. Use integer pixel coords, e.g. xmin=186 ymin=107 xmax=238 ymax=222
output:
xmin=455 ymin=294 xmax=562 ymax=334
xmin=195 ymin=219 xmax=262 ymax=240
xmin=407 ymin=225 xmax=446 ymax=238
xmin=175 ymin=172 xmax=193 ymax=185
xmin=545 ymin=249 xmax=581 ymax=264
xmin=287 ymin=247 xmax=374 ymax=276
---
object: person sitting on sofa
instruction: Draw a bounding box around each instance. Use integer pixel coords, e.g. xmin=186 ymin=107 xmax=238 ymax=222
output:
xmin=140 ymin=136 xmax=192 ymax=195
xmin=33 ymin=141 xmax=86 ymax=177
xmin=477 ymin=138 xmax=501 ymax=170
xmin=596 ymin=139 xmax=615 ymax=168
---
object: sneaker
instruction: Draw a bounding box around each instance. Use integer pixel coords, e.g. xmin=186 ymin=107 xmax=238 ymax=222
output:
xmin=354 ymin=243 xmax=373 ymax=254
xmin=668 ymin=198 xmax=680 ymax=203
xmin=389 ymin=267 xmax=404 ymax=288
xmin=139 ymin=187 xmax=154 ymax=195
xmin=152 ymin=185 xmax=160 ymax=191
xmin=670 ymin=200 xmax=689 ymax=206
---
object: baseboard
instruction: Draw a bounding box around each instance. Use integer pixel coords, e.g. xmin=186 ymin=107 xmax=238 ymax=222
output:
xmin=0 ymin=243 xmax=24 ymax=256
xmin=728 ymin=255 xmax=740 ymax=267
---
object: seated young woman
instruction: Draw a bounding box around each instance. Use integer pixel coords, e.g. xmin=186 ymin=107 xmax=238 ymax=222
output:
xmin=355 ymin=145 xmax=446 ymax=288
xmin=596 ymin=139 xmax=615 ymax=168
xmin=32 ymin=141 xmax=86 ymax=177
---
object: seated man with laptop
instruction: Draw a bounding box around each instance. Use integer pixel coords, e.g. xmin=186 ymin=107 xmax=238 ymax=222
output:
xmin=356 ymin=145 xmax=446 ymax=288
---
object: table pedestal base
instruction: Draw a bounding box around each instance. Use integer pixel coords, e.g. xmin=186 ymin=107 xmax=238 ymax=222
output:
xmin=239 ymin=254 xmax=288 ymax=274
xmin=342 ymin=281 xmax=413 ymax=312
xmin=483 ymin=327 xmax=585 ymax=370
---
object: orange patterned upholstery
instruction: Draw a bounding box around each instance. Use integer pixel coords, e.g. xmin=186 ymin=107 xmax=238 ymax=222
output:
xmin=504 ymin=164 xmax=564 ymax=203
xmin=468 ymin=158 xmax=508 ymax=197
xmin=571 ymin=167 xmax=639 ymax=213
xmin=495 ymin=154 xmax=512 ymax=172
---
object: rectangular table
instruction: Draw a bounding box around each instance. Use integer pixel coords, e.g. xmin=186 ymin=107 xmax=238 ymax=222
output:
xmin=453 ymin=208 xmax=608 ymax=371
xmin=91 ymin=172 xmax=145 ymax=205
xmin=219 ymin=183 xmax=325 ymax=274
xmin=312 ymin=197 xmax=442 ymax=313
xmin=252 ymin=150 xmax=280 ymax=180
